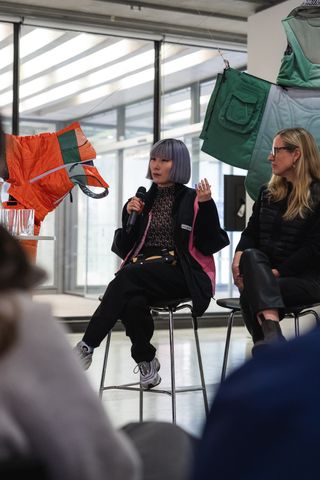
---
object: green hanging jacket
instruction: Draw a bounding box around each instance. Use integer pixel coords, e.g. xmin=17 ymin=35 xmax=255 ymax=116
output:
xmin=277 ymin=6 xmax=320 ymax=88
xmin=200 ymin=68 xmax=271 ymax=171
xmin=200 ymin=67 xmax=320 ymax=201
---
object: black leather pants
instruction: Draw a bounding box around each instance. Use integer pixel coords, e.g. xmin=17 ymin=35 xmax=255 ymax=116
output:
xmin=240 ymin=249 xmax=284 ymax=342
xmin=239 ymin=248 xmax=320 ymax=342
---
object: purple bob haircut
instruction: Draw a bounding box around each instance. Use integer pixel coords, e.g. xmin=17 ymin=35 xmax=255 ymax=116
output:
xmin=146 ymin=138 xmax=191 ymax=184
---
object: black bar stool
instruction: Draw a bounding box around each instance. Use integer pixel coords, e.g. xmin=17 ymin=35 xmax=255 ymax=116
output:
xmin=99 ymin=298 xmax=209 ymax=424
xmin=216 ymin=297 xmax=320 ymax=383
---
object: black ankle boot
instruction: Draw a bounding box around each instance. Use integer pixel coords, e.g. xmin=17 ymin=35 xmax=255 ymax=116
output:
xmin=251 ymin=340 xmax=270 ymax=357
xmin=260 ymin=319 xmax=286 ymax=343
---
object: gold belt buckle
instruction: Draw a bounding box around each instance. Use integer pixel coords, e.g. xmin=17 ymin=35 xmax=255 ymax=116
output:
xmin=145 ymin=255 xmax=162 ymax=262
xmin=131 ymin=253 xmax=144 ymax=264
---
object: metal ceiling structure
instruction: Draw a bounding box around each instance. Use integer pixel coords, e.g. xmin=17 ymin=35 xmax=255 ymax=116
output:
xmin=0 ymin=0 xmax=292 ymax=126
xmin=0 ymin=0 xmax=288 ymax=47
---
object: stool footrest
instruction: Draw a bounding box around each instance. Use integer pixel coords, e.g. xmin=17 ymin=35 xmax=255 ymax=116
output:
xmin=101 ymin=382 xmax=140 ymax=391
xmin=101 ymin=384 xmax=206 ymax=396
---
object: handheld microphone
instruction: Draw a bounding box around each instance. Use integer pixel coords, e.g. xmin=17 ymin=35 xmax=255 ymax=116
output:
xmin=126 ymin=186 xmax=146 ymax=233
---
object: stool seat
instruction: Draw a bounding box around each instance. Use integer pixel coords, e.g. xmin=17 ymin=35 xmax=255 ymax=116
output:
xmin=284 ymin=303 xmax=320 ymax=337
xmin=151 ymin=298 xmax=191 ymax=310
xmin=284 ymin=303 xmax=320 ymax=315
xmin=217 ymin=297 xmax=320 ymax=382
xmin=216 ymin=298 xmax=241 ymax=311
xmin=99 ymin=298 xmax=209 ymax=424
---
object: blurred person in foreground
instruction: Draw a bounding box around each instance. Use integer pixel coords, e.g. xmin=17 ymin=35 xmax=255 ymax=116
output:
xmin=192 ymin=325 xmax=320 ymax=479
xmin=232 ymin=127 xmax=320 ymax=354
xmin=0 ymin=224 xmax=141 ymax=479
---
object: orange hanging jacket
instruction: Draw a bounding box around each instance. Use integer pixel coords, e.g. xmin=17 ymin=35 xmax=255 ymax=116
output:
xmin=2 ymin=122 xmax=109 ymax=260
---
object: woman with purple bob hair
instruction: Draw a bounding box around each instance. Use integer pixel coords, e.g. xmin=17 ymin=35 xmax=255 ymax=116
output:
xmin=76 ymin=138 xmax=229 ymax=389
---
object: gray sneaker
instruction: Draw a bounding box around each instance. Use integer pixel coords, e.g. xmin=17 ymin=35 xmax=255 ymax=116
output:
xmin=136 ymin=357 xmax=161 ymax=390
xmin=74 ymin=341 xmax=93 ymax=370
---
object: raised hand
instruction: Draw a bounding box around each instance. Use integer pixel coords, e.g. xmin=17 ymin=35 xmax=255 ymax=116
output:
xmin=195 ymin=178 xmax=212 ymax=203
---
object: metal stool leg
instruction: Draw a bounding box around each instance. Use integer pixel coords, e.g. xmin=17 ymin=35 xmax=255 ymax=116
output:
xmin=310 ymin=310 xmax=320 ymax=327
xmin=168 ymin=307 xmax=176 ymax=424
xmin=312 ymin=311 xmax=320 ymax=327
xmin=192 ymin=315 xmax=209 ymax=417
xmin=294 ymin=314 xmax=300 ymax=337
xmin=220 ymin=309 xmax=236 ymax=383
xmin=99 ymin=328 xmax=144 ymax=420
xmin=139 ymin=388 xmax=143 ymax=422
xmin=99 ymin=330 xmax=112 ymax=398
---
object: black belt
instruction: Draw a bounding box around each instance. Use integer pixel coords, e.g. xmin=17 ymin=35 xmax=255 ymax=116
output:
xmin=131 ymin=249 xmax=177 ymax=265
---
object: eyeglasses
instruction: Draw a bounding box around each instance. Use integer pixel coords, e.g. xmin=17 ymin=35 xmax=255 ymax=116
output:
xmin=271 ymin=146 xmax=296 ymax=156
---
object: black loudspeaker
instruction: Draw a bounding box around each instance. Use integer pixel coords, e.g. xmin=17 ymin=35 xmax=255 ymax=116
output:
xmin=224 ymin=175 xmax=246 ymax=231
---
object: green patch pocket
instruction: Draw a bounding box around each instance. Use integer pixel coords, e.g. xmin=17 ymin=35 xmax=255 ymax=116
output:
xmin=218 ymin=90 xmax=261 ymax=134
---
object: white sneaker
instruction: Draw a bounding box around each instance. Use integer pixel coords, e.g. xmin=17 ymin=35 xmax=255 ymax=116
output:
xmin=73 ymin=341 xmax=93 ymax=370
xmin=136 ymin=357 xmax=161 ymax=390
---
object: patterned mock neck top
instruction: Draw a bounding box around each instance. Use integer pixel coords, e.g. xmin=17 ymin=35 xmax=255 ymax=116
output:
xmin=144 ymin=185 xmax=175 ymax=249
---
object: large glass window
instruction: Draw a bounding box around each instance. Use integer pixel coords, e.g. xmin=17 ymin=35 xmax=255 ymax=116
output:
xmin=123 ymin=145 xmax=152 ymax=203
xmin=0 ymin=22 xmax=14 ymax=127
xmin=75 ymin=150 xmax=118 ymax=293
xmin=14 ymin=25 xmax=155 ymax=295
xmin=0 ymin=18 xmax=248 ymax=300
xmin=0 ymin=23 xmax=57 ymax=288
xmin=125 ymin=99 xmax=153 ymax=140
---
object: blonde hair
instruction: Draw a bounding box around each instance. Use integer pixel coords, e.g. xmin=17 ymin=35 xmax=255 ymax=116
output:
xmin=268 ymin=128 xmax=320 ymax=220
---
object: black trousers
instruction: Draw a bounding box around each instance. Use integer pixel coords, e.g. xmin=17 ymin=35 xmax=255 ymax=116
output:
xmin=83 ymin=262 xmax=190 ymax=362
xmin=240 ymin=249 xmax=320 ymax=342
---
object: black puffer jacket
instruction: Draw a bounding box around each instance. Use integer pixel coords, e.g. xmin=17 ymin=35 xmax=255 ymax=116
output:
xmin=236 ymin=182 xmax=320 ymax=278
xmin=112 ymin=183 xmax=229 ymax=316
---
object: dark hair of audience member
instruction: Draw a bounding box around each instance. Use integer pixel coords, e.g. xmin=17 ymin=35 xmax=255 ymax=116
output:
xmin=0 ymin=225 xmax=46 ymax=357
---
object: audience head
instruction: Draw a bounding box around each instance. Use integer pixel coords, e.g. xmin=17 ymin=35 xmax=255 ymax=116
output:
xmin=0 ymin=225 xmax=45 ymax=291
xmin=0 ymin=225 xmax=46 ymax=357
xmin=146 ymin=138 xmax=191 ymax=184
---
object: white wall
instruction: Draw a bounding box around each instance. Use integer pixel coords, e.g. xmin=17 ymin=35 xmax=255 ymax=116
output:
xmin=245 ymin=0 xmax=301 ymax=220
xmin=247 ymin=0 xmax=300 ymax=80
xmin=246 ymin=0 xmax=302 ymax=221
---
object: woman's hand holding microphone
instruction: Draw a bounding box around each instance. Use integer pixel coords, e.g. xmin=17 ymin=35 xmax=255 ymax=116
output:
xmin=126 ymin=196 xmax=145 ymax=215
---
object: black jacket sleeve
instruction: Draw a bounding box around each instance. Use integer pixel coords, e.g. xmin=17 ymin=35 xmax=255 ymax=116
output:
xmin=193 ymin=199 xmax=229 ymax=255
xmin=278 ymin=205 xmax=320 ymax=276
xmin=111 ymin=201 xmax=140 ymax=259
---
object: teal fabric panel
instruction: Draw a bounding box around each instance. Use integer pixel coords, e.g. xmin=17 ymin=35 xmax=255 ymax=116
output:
xmin=245 ymin=85 xmax=320 ymax=199
xmin=277 ymin=6 xmax=320 ymax=88
xmin=200 ymin=68 xmax=271 ymax=171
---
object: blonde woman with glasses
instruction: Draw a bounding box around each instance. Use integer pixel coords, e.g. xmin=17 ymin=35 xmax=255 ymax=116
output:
xmin=232 ymin=127 xmax=320 ymax=354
